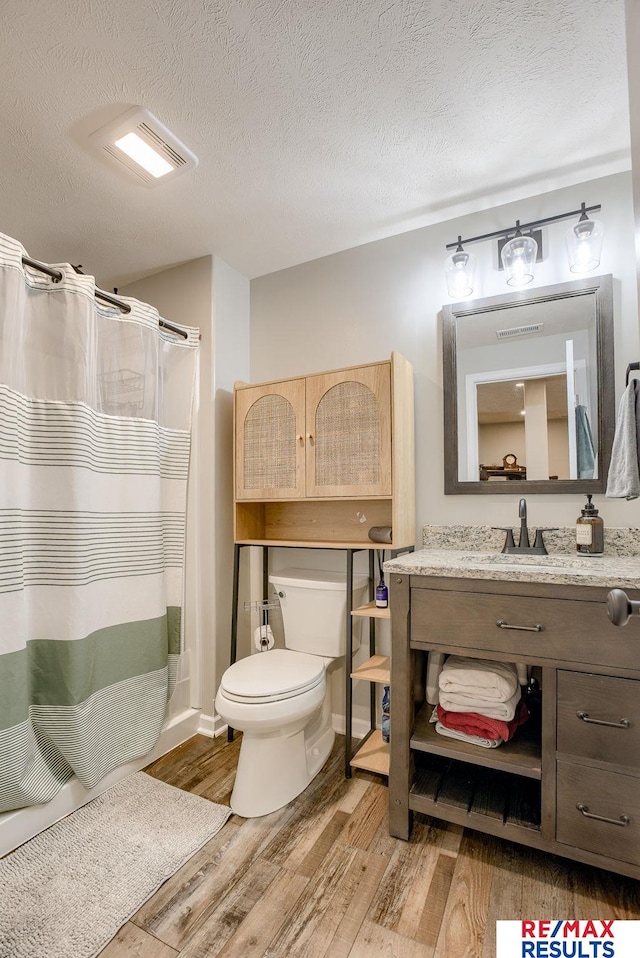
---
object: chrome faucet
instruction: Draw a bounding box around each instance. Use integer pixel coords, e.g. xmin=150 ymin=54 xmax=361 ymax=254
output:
xmin=493 ymin=498 xmax=557 ymax=555
xmin=518 ymin=498 xmax=529 ymax=549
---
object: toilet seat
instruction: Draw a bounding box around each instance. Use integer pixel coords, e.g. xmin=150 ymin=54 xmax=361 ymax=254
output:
xmin=220 ymin=648 xmax=325 ymax=704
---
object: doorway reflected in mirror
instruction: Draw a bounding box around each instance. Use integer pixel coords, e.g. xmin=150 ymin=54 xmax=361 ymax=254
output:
xmin=442 ymin=275 xmax=613 ymax=495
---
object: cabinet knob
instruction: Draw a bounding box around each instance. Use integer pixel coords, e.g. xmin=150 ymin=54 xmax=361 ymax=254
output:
xmin=306 ymin=433 xmax=314 ymax=444
xmin=606 ymin=588 xmax=640 ymax=627
xmin=296 ymin=434 xmax=304 ymax=444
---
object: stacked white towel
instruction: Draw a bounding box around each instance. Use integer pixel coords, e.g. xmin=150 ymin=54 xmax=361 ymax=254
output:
xmin=437 ymin=655 xmax=520 ymax=721
xmin=432 ymin=719 xmax=501 ymax=749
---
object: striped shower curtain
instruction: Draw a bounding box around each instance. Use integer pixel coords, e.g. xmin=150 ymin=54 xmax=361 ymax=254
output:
xmin=0 ymin=232 xmax=199 ymax=813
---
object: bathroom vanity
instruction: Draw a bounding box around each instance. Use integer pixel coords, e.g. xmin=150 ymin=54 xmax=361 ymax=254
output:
xmin=386 ymin=549 xmax=640 ymax=879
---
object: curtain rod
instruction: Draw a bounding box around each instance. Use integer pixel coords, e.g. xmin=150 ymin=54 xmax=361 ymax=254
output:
xmin=21 ymin=256 xmax=189 ymax=340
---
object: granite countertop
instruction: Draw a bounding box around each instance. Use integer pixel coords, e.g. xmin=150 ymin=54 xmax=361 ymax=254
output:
xmin=383 ymin=525 xmax=640 ymax=587
xmin=384 ymin=549 xmax=640 ymax=589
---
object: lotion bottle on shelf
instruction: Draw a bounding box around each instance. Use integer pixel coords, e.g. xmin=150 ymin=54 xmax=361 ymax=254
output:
xmin=576 ymin=495 xmax=604 ymax=555
xmin=375 ymin=550 xmax=388 ymax=608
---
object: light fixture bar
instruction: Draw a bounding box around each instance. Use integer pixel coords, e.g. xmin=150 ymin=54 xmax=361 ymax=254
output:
xmin=445 ymin=203 xmax=601 ymax=251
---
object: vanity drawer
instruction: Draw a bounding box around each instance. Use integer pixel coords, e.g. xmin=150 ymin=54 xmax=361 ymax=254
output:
xmin=556 ymin=761 xmax=640 ymax=865
xmin=410 ymin=587 xmax=639 ymax=671
xmin=557 ymin=671 xmax=640 ymax=769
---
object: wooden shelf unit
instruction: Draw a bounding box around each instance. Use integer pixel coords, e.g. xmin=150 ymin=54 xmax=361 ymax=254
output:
xmin=230 ymin=353 xmax=415 ymax=779
xmin=350 ymin=729 xmax=390 ymax=776
xmin=351 ymin=601 xmax=391 ymax=619
xmin=411 ymin=704 xmax=542 ymax=780
xmin=351 ymin=654 xmax=390 ymax=684
xmin=410 ymin=754 xmax=543 ymax=850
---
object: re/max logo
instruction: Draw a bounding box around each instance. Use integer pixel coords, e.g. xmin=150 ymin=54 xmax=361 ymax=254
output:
xmin=522 ymin=922 xmax=615 ymax=939
xmin=520 ymin=943 xmax=614 ymax=957
xmin=497 ymin=920 xmax=639 ymax=958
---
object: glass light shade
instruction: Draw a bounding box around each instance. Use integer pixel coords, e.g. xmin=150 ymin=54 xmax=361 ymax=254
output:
xmin=565 ymin=216 xmax=604 ymax=273
xmin=445 ymin=248 xmax=475 ymax=298
xmin=501 ymin=233 xmax=537 ymax=287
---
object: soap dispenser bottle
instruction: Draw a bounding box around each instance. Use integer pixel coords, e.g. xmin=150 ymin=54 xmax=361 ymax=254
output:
xmin=576 ymin=495 xmax=604 ymax=555
xmin=375 ymin=551 xmax=388 ymax=608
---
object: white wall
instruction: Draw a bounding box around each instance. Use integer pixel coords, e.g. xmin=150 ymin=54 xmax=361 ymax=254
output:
xmin=121 ymin=255 xmax=250 ymax=730
xmin=626 ymin=0 xmax=640 ymax=310
xmin=251 ymin=171 xmax=640 ymax=535
xmin=211 ymin=255 xmax=251 ymax=697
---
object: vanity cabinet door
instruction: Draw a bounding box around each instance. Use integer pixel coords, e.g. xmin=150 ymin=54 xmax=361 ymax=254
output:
xmin=305 ymin=364 xmax=392 ymax=498
xmin=556 ymin=762 xmax=640 ymax=866
xmin=235 ymin=379 xmax=306 ymax=500
xmin=557 ymin=672 xmax=640 ymax=769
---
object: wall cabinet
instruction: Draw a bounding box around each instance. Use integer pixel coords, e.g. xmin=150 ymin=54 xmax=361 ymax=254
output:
xmin=389 ymin=574 xmax=640 ymax=879
xmin=234 ymin=353 xmax=414 ymax=548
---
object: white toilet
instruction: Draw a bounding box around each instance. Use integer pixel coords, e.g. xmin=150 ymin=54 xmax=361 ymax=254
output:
xmin=215 ymin=568 xmax=368 ymax=817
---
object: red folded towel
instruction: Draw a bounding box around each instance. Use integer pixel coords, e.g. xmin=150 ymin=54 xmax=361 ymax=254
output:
xmin=436 ymin=700 xmax=529 ymax=742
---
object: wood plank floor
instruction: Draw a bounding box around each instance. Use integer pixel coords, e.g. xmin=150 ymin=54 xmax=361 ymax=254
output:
xmin=98 ymin=734 xmax=640 ymax=958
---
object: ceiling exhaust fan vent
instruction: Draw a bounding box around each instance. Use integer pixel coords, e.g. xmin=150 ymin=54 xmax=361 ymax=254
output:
xmin=496 ymin=322 xmax=544 ymax=340
xmin=88 ymin=107 xmax=198 ymax=188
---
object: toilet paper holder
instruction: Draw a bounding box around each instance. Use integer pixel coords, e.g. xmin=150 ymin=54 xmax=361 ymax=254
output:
xmin=243 ymin=599 xmax=280 ymax=614
xmin=244 ymin=598 xmax=280 ymax=652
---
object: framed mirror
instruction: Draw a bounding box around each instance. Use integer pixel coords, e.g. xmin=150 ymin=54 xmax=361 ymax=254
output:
xmin=443 ymin=274 xmax=614 ymax=495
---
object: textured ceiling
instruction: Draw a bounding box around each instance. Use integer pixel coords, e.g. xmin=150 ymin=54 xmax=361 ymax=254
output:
xmin=0 ymin=0 xmax=630 ymax=284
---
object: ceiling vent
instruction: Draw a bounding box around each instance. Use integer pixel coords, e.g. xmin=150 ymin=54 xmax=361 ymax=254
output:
xmin=496 ymin=322 xmax=544 ymax=340
xmin=88 ymin=107 xmax=198 ymax=187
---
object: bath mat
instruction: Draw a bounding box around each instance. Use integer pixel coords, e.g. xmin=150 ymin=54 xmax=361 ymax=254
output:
xmin=0 ymin=771 xmax=232 ymax=958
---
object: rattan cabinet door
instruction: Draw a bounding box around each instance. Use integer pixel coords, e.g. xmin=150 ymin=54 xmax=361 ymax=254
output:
xmin=305 ymin=364 xmax=392 ymax=497
xmin=235 ymin=379 xmax=306 ymax=499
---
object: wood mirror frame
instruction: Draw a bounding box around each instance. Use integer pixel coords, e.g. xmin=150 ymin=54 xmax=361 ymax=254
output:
xmin=443 ymin=274 xmax=615 ymax=495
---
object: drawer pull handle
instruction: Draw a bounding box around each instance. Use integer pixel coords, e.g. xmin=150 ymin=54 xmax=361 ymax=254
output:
xmin=576 ymin=711 xmax=630 ymax=729
xmin=495 ymin=619 xmax=543 ymax=633
xmin=576 ymin=803 xmax=630 ymax=827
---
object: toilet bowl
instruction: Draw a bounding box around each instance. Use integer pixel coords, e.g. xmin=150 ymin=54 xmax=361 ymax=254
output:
xmin=215 ymin=568 xmax=368 ymax=818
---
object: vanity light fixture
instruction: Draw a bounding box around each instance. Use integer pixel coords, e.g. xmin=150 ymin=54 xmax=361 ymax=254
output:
xmin=565 ymin=202 xmax=605 ymax=273
xmin=500 ymin=222 xmax=538 ymax=287
xmin=444 ymin=202 xmax=602 ymax=298
xmin=445 ymin=236 xmax=475 ymax=298
xmin=88 ymin=106 xmax=198 ymax=187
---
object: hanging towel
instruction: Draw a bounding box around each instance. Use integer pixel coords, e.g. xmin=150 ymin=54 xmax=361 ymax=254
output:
xmin=606 ymin=380 xmax=640 ymax=499
xmin=575 ymin=405 xmax=596 ymax=479
xmin=438 ymin=656 xmax=519 ymax=702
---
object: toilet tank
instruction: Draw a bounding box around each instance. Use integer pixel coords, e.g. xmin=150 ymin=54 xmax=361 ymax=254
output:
xmin=269 ymin=568 xmax=369 ymax=657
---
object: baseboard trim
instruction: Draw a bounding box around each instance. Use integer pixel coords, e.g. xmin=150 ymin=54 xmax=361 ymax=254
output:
xmin=332 ymin=714 xmax=372 ymax=739
xmin=0 ymin=707 xmax=202 ymax=858
xmin=198 ymin=712 xmax=231 ymax=738
xmin=197 ymin=713 xmax=216 ymax=737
